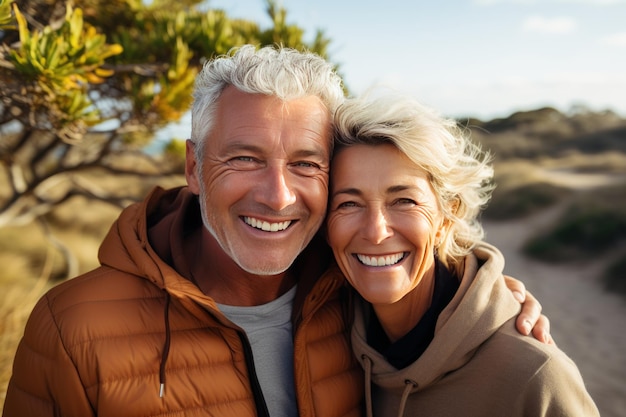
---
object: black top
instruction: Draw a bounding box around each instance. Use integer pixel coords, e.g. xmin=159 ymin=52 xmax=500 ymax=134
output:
xmin=367 ymin=258 xmax=460 ymax=369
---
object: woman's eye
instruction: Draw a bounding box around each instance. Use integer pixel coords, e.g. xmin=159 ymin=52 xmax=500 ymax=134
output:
xmin=396 ymin=198 xmax=417 ymax=206
xmin=336 ymin=201 xmax=357 ymax=209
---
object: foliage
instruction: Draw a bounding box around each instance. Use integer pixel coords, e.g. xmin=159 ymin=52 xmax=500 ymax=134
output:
xmin=0 ymin=0 xmax=336 ymax=276
xmin=0 ymin=0 xmax=13 ymax=28
xmin=8 ymin=4 xmax=122 ymax=134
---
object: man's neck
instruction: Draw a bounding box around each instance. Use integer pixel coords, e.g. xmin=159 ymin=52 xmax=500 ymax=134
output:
xmin=190 ymin=228 xmax=296 ymax=306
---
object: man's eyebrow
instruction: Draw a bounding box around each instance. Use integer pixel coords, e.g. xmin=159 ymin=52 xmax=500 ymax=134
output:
xmin=221 ymin=142 xmax=263 ymax=153
xmin=292 ymin=148 xmax=329 ymax=159
xmin=222 ymin=142 xmax=329 ymax=160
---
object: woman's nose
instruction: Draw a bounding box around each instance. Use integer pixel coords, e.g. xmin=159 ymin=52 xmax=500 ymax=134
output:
xmin=363 ymin=208 xmax=393 ymax=244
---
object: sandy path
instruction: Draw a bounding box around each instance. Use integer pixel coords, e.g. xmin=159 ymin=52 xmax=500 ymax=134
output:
xmin=484 ymin=203 xmax=626 ymax=417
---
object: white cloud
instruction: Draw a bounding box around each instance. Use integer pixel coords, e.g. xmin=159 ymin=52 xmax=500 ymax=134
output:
xmin=522 ymin=16 xmax=577 ymax=34
xmin=473 ymin=0 xmax=537 ymax=5
xmin=555 ymin=0 xmax=626 ymax=4
xmin=473 ymin=0 xmax=626 ymax=5
xmin=600 ymin=32 xmax=626 ymax=46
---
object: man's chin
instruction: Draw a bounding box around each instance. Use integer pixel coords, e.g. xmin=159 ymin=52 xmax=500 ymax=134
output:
xmin=236 ymin=257 xmax=293 ymax=276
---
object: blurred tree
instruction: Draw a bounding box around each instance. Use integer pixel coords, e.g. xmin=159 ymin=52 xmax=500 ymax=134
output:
xmin=0 ymin=0 xmax=336 ymax=276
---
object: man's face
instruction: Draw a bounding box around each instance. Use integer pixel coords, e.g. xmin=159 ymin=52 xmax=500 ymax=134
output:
xmin=186 ymin=86 xmax=332 ymax=275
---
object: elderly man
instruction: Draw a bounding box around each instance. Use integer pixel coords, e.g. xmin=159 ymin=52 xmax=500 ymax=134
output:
xmin=3 ymin=45 xmax=549 ymax=417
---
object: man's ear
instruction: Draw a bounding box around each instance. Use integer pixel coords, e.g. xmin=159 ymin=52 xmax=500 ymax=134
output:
xmin=185 ymin=139 xmax=200 ymax=195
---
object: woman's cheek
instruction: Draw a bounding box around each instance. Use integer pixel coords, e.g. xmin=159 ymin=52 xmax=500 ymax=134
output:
xmin=326 ymin=212 xmax=343 ymax=246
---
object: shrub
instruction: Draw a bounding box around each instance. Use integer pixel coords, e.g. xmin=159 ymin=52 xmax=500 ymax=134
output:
xmin=483 ymin=182 xmax=571 ymax=220
xmin=603 ymin=254 xmax=626 ymax=296
xmin=522 ymin=188 xmax=626 ymax=262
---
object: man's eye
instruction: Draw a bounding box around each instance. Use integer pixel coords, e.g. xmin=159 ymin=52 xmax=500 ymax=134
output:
xmin=293 ymin=161 xmax=319 ymax=169
xmin=227 ymin=156 xmax=260 ymax=169
xmin=290 ymin=160 xmax=324 ymax=176
xmin=228 ymin=156 xmax=258 ymax=165
xmin=233 ymin=156 xmax=255 ymax=162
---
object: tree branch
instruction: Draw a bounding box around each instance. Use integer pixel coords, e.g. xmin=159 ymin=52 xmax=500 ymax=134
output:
xmin=37 ymin=216 xmax=80 ymax=280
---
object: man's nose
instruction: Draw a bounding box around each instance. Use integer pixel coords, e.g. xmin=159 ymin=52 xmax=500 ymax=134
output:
xmin=257 ymin=165 xmax=297 ymax=211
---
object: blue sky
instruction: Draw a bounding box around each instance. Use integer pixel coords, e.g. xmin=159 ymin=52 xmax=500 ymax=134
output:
xmin=207 ymin=0 xmax=626 ymax=119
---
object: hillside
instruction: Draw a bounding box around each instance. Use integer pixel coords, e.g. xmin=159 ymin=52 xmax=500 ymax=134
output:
xmin=466 ymin=107 xmax=626 ymax=296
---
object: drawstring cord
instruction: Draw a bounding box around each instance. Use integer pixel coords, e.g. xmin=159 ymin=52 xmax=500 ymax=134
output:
xmin=362 ymin=354 xmax=417 ymax=417
xmin=362 ymin=355 xmax=373 ymax=417
xmin=397 ymin=380 xmax=417 ymax=417
xmin=159 ymin=292 xmax=172 ymax=398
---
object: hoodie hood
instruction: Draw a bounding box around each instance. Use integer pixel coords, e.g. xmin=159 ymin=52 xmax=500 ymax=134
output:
xmin=352 ymin=243 xmax=520 ymax=398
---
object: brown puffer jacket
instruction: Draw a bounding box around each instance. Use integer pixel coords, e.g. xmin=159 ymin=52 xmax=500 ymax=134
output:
xmin=3 ymin=186 xmax=363 ymax=417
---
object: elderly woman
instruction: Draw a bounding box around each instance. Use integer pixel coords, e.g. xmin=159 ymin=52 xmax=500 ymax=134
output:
xmin=326 ymin=92 xmax=599 ymax=417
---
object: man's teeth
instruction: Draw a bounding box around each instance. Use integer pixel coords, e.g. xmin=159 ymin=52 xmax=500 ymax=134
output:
xmin=356 ymin=253 xmax=404 ymax=267
xmin=244 ymin=217 xmax=291 ymax=232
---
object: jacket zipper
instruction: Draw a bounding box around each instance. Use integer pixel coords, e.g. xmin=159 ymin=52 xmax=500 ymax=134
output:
xmin=237 ymin=331 xmax=271 ymax=417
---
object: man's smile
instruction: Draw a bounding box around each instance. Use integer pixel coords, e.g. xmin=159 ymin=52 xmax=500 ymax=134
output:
xmin=243 ymin=216 xmax=293 ymax=232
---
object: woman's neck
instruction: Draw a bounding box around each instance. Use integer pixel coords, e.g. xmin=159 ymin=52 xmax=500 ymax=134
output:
xmin=372 ymin=267 xmax=436 ymax=343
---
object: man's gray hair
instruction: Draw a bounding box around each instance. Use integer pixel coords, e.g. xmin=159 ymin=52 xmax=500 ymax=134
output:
xmin=190 ymin=44 xmax=345 ymax=157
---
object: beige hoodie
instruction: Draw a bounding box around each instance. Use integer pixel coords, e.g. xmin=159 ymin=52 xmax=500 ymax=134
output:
xmin=351 ymin=243 xmax=599 ymax=417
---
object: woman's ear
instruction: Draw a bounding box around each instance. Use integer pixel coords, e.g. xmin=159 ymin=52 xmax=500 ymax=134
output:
xmin=435 ymin=218 xmax=448 ymax=247
xmin=436 ymin=197 xmax=458 ymax=246
xmin=439 ymin=197 xmax=459 ymax=241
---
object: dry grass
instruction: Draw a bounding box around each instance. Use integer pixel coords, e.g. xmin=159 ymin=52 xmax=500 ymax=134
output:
xmin=0 ymin=205 xmax=117 ymax=404
xmin=0 ymin=170 xmax=185 ymax=407
xmin=0 ymin=246 xmax=56 ymax=406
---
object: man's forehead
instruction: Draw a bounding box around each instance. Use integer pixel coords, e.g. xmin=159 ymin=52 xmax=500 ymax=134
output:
xmin=212 ymin=90 xmax=331 ymax=147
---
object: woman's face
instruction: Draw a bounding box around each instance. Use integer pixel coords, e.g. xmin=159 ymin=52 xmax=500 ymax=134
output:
xmin=327 ymin=143 xmax=446 ymax=305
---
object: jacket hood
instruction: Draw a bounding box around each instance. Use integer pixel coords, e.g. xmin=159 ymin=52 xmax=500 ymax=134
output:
xmin=98 ymin=186 xmax=202 ymax=292
xmin=352 ymin=243 xmax=520 ymax=394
